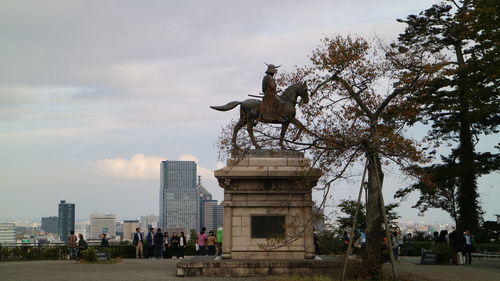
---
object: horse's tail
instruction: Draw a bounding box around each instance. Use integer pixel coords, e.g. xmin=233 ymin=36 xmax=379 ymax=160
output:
xmin=210 ymin=101 xmax=241 ymax=111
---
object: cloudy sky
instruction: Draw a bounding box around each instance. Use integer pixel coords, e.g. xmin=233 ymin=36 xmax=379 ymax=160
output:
xmin=1 ymin=0 xmax=498 ymax=224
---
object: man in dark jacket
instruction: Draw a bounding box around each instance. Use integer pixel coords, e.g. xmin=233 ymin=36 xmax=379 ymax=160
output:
xmin=146 ymin=228 xmax=155 ymax=259
xmin=153 ymin=228 xmax=164 ymax=259
xmin=100 ymin=233 xmax=109 ymax=248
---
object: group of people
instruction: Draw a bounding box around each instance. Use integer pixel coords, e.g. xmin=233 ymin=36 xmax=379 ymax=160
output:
xmin=433 ymin=229 xmax=474 ymax=265
xmin=140 ymin=227 xmax=187 ymax=259
xmin=66 ymin=231 xmax=88 ymax=260
xmin=196 ymin=226 xmax=223 ymax=256
xmin=342 ymin=229 xmax=367 ymax=255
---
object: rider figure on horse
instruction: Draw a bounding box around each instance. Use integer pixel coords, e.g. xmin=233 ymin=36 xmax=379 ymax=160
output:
xmin=260 ymin=63 xmax=286 ymax=122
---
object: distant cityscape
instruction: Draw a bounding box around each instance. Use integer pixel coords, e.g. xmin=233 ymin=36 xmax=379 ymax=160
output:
xmin=0 ymin=160 xmax=224 ymax=245
xmin=2 ymin=159 xmax=498 ymax=246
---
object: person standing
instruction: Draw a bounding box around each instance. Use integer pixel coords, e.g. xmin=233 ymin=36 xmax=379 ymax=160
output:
xmin=100 ymin=233 xmax=109 ymax=248
xmin=342 ymin=231 xmax=350 ymax=252
xmin=464 ymin=230 xmax=474 ymax=264
xmin=392 ymin=231 xmax=399 ymax=261
xmin=133 ymin=227 xmax=143 ymax=259
xmin=153 ymin=228 xmax=164 ymax=259
xmin=197 ymin=227 xmax=208 ymax=255
xmin=67 ymin=230 xmax=78 ymax=260
xmin=146 ymin=228 xmax=155 ymax=259
xmin=207 ymin=231 xmax=217 ymax=256
xmin=360 ymin=230 xmax=367 ymax=250
xmin=163 ymin=232 xmax=170 ymax=258
xmin=170 ymin=232 xmax=180 ymax=259
xmin=216 ymin=225 xmax=223 ymax=256
xmin=449 ymin=229 xmax=461 ymax=265
xmin=313 ymin=229 xmax=320 ymax=255
xmin=77 ymin=233 xmax=87 ymax=261
xmin=178 ymin=232 xmax=187 ymax=259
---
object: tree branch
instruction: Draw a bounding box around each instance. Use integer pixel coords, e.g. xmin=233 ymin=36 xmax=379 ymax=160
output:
xmin=332 ymin=75 xmax=374 ymax=119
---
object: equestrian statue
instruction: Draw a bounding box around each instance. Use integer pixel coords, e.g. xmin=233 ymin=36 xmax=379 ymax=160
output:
xmin=210 ymin=63 xmax=309 ymax=149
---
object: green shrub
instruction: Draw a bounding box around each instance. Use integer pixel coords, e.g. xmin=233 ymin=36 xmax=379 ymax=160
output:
xmin=80 ymin=248 xmax=97 ymax=262
xmin=400 ymin=241 xmax=432 ymax=256
xmin=474 ymin=243 xmax=500 ymax=252
xmin=432 ymin=243 xmax=453 ymax=264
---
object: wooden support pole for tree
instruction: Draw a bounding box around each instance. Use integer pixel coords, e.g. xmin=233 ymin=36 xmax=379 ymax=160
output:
xmin=341 ymin=159 xmax=368 ymax=281
xmin=372 ymin=157 xmax=398 ymax=281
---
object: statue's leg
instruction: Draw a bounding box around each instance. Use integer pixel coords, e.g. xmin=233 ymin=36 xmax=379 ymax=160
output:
xmin=246 ymin=119 xmax=261 ymax=149
xmin=232 ymin=113 xmax=246 ymax=149
xmin=279 ymin=122 xmax=290 ymax=149
xmin=291 ymin=118 xmax=317 ymax=138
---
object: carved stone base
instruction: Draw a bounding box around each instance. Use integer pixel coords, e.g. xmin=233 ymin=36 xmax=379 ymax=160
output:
xmin=215 ymin=149 xmax=322 ymax=260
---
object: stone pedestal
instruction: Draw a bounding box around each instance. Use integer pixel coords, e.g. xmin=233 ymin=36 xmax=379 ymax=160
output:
xmin=214 ymin=150 xmax=322 ymax=260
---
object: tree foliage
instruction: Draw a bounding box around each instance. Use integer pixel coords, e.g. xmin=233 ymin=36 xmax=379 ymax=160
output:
xmin=392 ymin=0 xmax=500 ymax=234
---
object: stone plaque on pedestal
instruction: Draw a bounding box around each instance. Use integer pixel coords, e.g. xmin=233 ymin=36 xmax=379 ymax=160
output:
xmin=214 ymin=149 xmax=322 ymax=260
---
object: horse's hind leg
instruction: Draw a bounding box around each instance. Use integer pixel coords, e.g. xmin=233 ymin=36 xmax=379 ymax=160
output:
xmin=246 ymin=118 xmax=261 ymax=149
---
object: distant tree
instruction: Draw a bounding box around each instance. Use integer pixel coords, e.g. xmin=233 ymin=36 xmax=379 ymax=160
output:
xmin=477 ymin=221 xmax=500 ymax=243
xmin=336 ymin=199 xmax=400 ymax=232
xmin=392 ymin=0 xmax=500 ymax=234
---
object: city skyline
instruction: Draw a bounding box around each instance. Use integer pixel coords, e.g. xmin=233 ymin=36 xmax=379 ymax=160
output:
xmin=0 ymin=0 xmax=498 ymax=225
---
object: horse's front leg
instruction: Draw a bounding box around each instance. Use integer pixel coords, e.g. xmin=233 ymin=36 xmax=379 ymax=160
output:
xmin=246 ymin=118 xmax=261 ymax=149
xmin=279 ymin=122 xmax=290 ymax=149
xmin=291 ymin=118 xmax=317 ymax=138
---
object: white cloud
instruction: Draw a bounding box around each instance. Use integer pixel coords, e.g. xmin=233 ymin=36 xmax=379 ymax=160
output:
xmin=93 ymin=153 xmax=218 ymax=181
xmin=92 ymin=154 xmax=164 ymax=180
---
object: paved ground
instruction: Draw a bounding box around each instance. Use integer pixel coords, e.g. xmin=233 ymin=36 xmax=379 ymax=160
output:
xmin=0 ymin=258 xmax=266 ymax=281
xmin=395 ymin=256 xmax=500 ymax=281
xmin=0 ymin=256 xmax=498 ymax=281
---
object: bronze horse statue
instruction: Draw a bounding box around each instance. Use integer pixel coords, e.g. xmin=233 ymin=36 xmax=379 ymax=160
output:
xmin=210 ymin=83 xmax=309 ymax=149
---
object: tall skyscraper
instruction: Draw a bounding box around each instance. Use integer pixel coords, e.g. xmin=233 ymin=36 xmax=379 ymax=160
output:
xmin=159 ymin=160 xmax=197 ymax=234
xmin=58 ymin=200 xmax=75 ymax=242
xmin=41 ymin=216 xmax=58 ymax=234
xmin=90 ymin=214 xmax=116 ymax=239
xmin=0 ymin=222 xmax=16 ymax=245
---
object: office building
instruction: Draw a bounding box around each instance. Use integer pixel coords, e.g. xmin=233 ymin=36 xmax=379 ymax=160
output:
xmin=202 ymin=200 xmax=218 ymax=231
xmin=123 ymin=220 xmax=140 ymax=241
xmin=58 ymin=200 xmax=75 ymax=242
xmin=140 ymin=215 xmax=159 ymax=230
xmin=90 ymin=214 xmax=116 ymax=239
xmin=159 ymin=160 xmax=197 ymax=234
xmin=197 ymin=178 xmax=212 ymax=231
xmin=41 ymin=216 xmax=58 ymax=234
xmin=75 ymin=221 xmax=90 ymax=239
xmin=0 ymin=223 xmax=16 ymax=245
xmin=115 ymin=221 xmax=123 ymax=238
xmin=214 ymin=204 xmax=224 ymax=229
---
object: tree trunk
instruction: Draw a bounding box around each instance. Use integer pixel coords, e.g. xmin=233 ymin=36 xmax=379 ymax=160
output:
xmin=457 ymin=117 xmax=480 ymax=233
xmin=454 ymin=41 xmax=481 ymax=234
xmin=363 ymin=150 xmax=384 ymax=279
